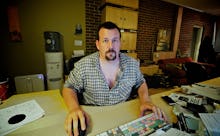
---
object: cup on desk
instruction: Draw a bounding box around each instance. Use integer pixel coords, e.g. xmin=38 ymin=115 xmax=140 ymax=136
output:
xmin=0 ymin=79 xmax=9 ymax=101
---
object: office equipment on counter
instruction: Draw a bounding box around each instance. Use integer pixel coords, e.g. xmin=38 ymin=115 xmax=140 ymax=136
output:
xmin=45 ymin=52 xmax=63 ymax=90
xmin=14 ymin=74 xmax=45 ymax=93
xmin=96 ymin=112 xmax=192 ymax=136
xmin=192 ymin=83 xmax=220 ymax=94
xmin=161 ymin=95 xmax=176 ymax=105
xmin=172 ymin=97 xmax=218 ymax=135
xmin=173 ymin=109 xmax=204 ymax=135
xmin=96 ymin=113 xmax=169 ymax=136
xmin=44 ymin=31 xmax=64 ymax=90
xmin=1 ymin=77 xmax=219 ymax=136
xmin=0 ymin=100 xmax=45 ymax=136
xmin=168 ymin=92 xmax=206 ymax=105
xmin=181 ymin=83 xmax=220 ymax=101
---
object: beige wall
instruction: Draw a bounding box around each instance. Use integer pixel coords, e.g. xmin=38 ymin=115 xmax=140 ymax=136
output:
xmin=4 ymin=0 xmax=85 ymax=76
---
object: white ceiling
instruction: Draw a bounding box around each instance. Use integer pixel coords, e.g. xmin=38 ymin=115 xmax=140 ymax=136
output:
xmin=161 ymin=0 xmax=220 ymax=16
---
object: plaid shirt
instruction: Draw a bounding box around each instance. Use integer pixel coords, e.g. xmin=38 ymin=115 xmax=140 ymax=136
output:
xmin=64 ymin=52 xmax=145 ymax=106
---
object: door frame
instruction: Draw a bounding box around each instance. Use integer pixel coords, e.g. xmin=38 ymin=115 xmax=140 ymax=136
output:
xmin=191 ymin=25 xmax=204 ymax=61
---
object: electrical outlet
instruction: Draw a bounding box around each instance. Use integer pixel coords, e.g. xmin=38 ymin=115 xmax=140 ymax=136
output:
xmin=74 ymin=40 xmax=82 ymax=46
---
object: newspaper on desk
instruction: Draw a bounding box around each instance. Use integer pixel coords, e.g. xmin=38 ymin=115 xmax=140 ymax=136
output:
xmin=0 ymin=100 xmax=45 ymax=136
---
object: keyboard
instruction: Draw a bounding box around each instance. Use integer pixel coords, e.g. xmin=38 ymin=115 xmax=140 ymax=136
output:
xmin=96 ymin=113 xmax=168 ymax=136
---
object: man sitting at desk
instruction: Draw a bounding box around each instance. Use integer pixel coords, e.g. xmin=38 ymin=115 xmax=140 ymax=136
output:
xmin=62 ymin=21 xmax=167 ymax=136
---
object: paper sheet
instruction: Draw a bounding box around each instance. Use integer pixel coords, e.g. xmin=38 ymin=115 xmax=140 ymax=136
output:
xmin=0 ymin=100 xmax=45 ymax=136
xmin=150 ymin=128 xmax=191 ymax=136
xmin=199 ymin=113 xmax=220 ymax=136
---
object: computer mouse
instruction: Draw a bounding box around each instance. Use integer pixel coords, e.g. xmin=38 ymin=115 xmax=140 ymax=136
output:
xmin=73 ymin=119 xmax=86 ymax=136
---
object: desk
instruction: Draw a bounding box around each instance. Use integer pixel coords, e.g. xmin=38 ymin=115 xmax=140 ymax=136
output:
xmin=0 ymin=89 xmax=179 ymax=136
xmin=1 ymin=90 xmax=67 ymax=136
xmin=1 ymin=77 xmax=220 ymax=136
xmin=84 ymin=87 xmax=181 ymax=135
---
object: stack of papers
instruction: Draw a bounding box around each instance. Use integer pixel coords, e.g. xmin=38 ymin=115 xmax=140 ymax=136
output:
xmin=0 ymin=100 xmax=45 ymax=136
xmin=181 ymin=84 xmax=220 ymax=101
xmin=150 ymin=128 xmax=191 ymax=136
xmin=199 ymin=112 xmax=220 ymax=136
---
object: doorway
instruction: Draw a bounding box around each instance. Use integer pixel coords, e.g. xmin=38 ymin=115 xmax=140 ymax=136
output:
xmin=190 ymin=26 xmax=203 ymax=61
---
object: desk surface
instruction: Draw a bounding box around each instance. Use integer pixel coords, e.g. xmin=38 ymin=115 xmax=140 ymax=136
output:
xmin=1 ymin=77 xmax=220 ymax=136
xmin=1 ymin=90 xmax=67 ymax=136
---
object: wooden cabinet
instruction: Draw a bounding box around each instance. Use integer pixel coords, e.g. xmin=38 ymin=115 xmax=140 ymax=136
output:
xmin=103 ymin=0 xmax=139 ymax=9
xmin=101 ymin=1 xmax=139 ymax=59
xmin=126 ymin=52 xmax=137 ymax=59
xmin=121 ymin=32 xmax=137 ymax=50
xmin=102 ymin=6 xmax=138 ymax=30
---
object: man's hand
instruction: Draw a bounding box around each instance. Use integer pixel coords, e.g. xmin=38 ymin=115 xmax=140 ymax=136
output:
xmin=140 ymin=101 xmax=167 ymax=121
xmin=137 ymin=83 xmax=167 ymax=121
xmin=64 ymin=108 xmax=89 ymax=136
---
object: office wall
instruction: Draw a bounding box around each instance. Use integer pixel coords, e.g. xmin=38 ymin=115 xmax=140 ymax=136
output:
xmin=85 ymin=0 xmax=102 ymax=55
xmin=137 ymin=0 xmax=177 ymax=63
xmin=1 ymin=0 xmax=218 ymax=77
xmin=85 ymin=0 xmax=178 ymax=66
xmin=85 ymin=0 xmax=216 ymax=66
xmin=178 ymin=8 xmax=214 ymax=56
xmin=2 ymin=0 xmax=85 ymax=76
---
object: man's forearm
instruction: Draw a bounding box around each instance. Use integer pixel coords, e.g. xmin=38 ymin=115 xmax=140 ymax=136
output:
xmin=62 ymin=87 xmax=80 ymax=111
xmin=137 ymin=82 xmax=151 ymax=104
